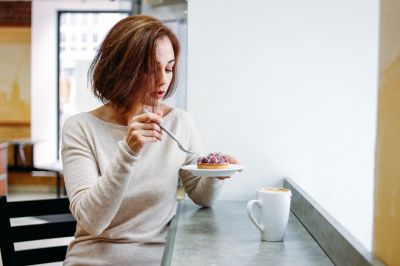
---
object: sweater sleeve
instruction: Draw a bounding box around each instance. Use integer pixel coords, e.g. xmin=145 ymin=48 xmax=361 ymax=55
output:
xmin=178 ymin=113 xmax=223 ymax=207
xmin=61 ymin=118 xmax=139 ymax=236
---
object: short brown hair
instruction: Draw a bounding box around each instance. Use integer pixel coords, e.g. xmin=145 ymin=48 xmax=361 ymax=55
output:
xmin=89 ymin=15 xmax=180 ymax=113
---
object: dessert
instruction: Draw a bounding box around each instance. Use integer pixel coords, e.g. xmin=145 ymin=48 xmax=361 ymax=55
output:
xmin=196 ymin=152 xmax=230 ymax=169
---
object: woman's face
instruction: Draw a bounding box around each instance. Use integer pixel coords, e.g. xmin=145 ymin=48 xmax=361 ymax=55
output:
xmin=152 ymin=36 xmax=175 ymax=105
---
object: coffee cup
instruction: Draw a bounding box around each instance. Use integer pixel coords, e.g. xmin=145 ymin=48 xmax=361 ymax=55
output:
xmin=246 ymin=188 xmax=292 ymax=241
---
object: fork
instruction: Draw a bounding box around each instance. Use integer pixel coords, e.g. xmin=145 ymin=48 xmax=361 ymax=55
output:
xmin=143 ymin=108 xmax=198 ymax=156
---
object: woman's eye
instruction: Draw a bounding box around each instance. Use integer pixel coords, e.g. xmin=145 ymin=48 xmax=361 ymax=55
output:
xmin=166 ymin=69 xmax=173 ymax=73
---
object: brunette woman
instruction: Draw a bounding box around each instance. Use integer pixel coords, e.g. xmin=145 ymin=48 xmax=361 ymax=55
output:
xmin=62 ymin=15 xmax=238 ymax=265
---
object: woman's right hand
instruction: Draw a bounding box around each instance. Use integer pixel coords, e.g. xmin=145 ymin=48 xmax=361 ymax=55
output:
xmin=126 ymin=111 xmax=164 ymax=154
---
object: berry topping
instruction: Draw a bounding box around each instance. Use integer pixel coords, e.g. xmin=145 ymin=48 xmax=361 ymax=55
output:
xmin=197 ymin=152 xmax=229 ymax=164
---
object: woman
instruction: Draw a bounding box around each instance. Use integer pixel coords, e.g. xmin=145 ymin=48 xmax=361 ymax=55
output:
xmin=62 ymin=15 xmax=238 ymax=265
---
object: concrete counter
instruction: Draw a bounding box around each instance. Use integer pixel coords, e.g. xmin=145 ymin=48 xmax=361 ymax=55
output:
xmin=162 ymin=200 xmax=333 ymax=266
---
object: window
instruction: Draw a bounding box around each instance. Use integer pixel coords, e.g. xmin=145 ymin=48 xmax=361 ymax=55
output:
xmin=57 ymin=12 xmax=130 ymax=157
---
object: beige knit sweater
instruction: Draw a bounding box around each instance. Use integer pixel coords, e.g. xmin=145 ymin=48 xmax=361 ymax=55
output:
xmin=61 ymin=108 xmax=223 ymax=266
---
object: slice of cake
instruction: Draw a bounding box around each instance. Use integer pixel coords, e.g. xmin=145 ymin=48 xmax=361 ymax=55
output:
xmin=196 ymin=152 xmax=230 ymax=169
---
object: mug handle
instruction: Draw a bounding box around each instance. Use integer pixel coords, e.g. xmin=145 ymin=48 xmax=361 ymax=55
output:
xmin=246 ymin=200 xmax=264 ymax=232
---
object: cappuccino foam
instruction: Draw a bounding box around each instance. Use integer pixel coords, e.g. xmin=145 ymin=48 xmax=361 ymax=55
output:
xmin=258 ymin=188 xmax=290 ymax=193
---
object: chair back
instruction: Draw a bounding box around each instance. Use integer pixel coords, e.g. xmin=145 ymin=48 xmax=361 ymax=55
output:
xmin=0 ymin=195 xmax=76 ymax=266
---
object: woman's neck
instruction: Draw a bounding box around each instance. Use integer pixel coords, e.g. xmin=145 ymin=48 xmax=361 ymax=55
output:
xmin=90 ymin=103 xmax=166 ymax=126
xmin=90 ymin=104 xmax=141 ymax=126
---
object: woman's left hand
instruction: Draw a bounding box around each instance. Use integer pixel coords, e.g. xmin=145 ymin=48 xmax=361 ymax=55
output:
xmin=216 ymin=154 xmax=240 ymax=180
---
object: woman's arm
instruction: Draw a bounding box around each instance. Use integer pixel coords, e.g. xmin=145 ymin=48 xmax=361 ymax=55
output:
xmin=62 ymin=119 xmax=139 ymax=236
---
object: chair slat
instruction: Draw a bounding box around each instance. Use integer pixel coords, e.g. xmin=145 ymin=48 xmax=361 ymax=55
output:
xmin=7 ymin=198 xmax=70 ymax=218
xmin=1 ymin=196 xmax=76 ymax=265
xmin=12 ymin=221 xmax=76 ymax=242
xmin=15 ymin=246 xmax=68 ymax=266
xmin=0 ymin=196 xmax=16 ymax=266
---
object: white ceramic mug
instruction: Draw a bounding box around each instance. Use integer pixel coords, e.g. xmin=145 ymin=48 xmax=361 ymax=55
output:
xmin=246 ymin=188 xmax=292 ymax=241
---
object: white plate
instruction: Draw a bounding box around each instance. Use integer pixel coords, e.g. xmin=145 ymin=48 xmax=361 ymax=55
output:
xmin=180 ymin=164 xmax=245 ymax=177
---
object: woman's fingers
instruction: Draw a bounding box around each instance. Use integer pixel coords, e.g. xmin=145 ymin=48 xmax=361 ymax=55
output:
xmin=225 ymin=154 xmax=243 ymax=172
xmin=131 ymin=122 xmax=162 ymax=134
xmin=225 ymin=154 xmax=239 ymax=164
xmin=216 ymin=176 xmax=231 ymax=180
xmin=138 ymin=129 xmax=163 ymax=141
xmin=125 ymin=112 xmax=164 ymax=153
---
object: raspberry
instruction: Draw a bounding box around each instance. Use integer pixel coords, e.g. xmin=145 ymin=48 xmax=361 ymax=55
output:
xmin=198 ymin=152 xmax=230 ymax=165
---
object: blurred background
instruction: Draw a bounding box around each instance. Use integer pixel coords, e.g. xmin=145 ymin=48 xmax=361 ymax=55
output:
xmin=0 ymin=0 xmax=399 ymax=265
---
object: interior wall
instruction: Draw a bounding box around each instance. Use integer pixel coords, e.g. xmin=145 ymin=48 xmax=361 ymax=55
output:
xmin=373 ymin=0 xmax=400 ymax=264
xmin=187 ymin=0 xmax=379 ymax=250
xmin=0 ymin=27 xmax=31 ymax=140
xmin=0 ymin=1 xmax=31 ymax=142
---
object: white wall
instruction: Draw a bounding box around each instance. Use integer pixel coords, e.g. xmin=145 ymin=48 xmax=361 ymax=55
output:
xmin=31 ymin=0 xmax=130 ymax=165
xmin=187 ymin=0 xmax=379 ymax=250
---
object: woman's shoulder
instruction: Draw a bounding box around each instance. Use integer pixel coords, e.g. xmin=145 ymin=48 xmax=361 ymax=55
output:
xmin=63 ymin=112 xmax=92 ymax=129
xmin=61 ymin=112 xmax=100 ymax=140
xmin=165 ymin=107 xmax=194 ymax=122
xmin=164 ymin=108 xmax=199 ymax=136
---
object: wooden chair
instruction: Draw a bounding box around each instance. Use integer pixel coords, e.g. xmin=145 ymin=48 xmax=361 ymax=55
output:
xmin=0 ymin=196 xmax=76 ymax=265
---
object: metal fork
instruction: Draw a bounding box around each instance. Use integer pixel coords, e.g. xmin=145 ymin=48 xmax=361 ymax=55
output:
xmin=143 ymin=109 xmax=198 ymax=156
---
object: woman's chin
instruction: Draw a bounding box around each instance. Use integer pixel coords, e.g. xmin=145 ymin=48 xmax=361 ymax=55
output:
xmin=141 ymin=93 xmax=164 ymax=107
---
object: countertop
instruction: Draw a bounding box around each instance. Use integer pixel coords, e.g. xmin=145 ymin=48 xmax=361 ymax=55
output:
xmin=164 ymin=200 xmax=333 ymax=266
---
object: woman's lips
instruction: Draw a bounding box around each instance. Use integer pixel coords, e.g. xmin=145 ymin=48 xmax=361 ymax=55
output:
xmin=154 ymin=91 xmax=166 ymax=99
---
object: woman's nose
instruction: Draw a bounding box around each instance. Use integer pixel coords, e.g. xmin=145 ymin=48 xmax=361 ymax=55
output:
xmin=159 ymin=71 xmax=167 ymax=85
